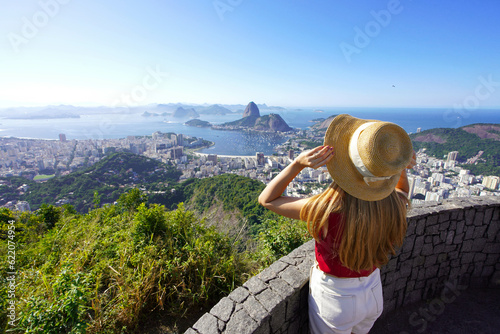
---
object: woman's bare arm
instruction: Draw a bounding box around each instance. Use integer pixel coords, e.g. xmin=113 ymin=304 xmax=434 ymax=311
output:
xmin=258 ymin=145 xmax=334 ymax=219
xmin=395 ymin=150 xmax=416 ymax=198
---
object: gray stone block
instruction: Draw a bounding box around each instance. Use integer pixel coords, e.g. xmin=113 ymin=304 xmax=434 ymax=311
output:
xmin=285 ymin=290 xmax=301 ymax=320
xmin=439 ymin=220 xmax=451 ymax=231
xmin=244 ymin=276 xmax=268 ymax=295
xmin=484 ymin=208 xmax=494 ymax=224
xmin=243 ymin=295 xmax=268 ymax=323
xmin=482 ymin=266 xmax=495 ymax=277
xmin=225 ymin=308 xmax=258 ymax=334
xmin=427 ymin=214 xmax=439 ymax=226
xmin=437 ymin=253 xmax=448 ymax=263
xmin=422 ymin=243 xmax=434 ymax=256
xmin=399 ymin=251 xmax=412 ymax=262
xmin=406 ymin=219 xmax=417 ymax=235
xmin=416 ymin=219 xmax=426 ymax=235
xmin=402 ymin=234 xmax=415 ymax=253
xmin=446 ymin=230 xmax=455 ymax=245
xmin=288 ymin=316 xmax=300 ymax=334
xmin=456 ymin=219 xmax=465 ymax=234
xmin=484 ymin=253 xmax=499 ymax=266
xmin=472 ymin=225 xmax=488 ymax=239
xmin=270 ymin=299 xmax=287 ymax=332
xmin=472 ymin=238 xmax=487 ymax=252
xmin=464 ymin=226 xmax=475 ymax=240
xmin=483 ymin=242 xmax=500 ymax=254
xmin=425 ymin=254 xmax=438 ymax=267
xmin=413 ymin=236 xmax=425 ymax=256
xmin=218 ymin=319 xmax=225 ymax=332
xmin=425 ymin=265 xmax=439 ymax=279
xmin=413 ymin=256 xmax=425 ymax=266
xmin=493 ymin=207 xmax=500 ymax=221
xmin=229 ymin=286 xmax=250 ymax=303
xmin=462 ymin=253 xmax=474 ymax=264
xmin=434 ymin=244 xmax=445 ymax=254
xmin=184 ymin=329 xmax=198 ymax=334
xmin=258 ymin=261 xmax=289 ymax=282
xmin=280 ymin=255 xmax=298 ymax=266
xmin=400 ymin=263 xmax=412 ymax=277
xmin=444 ymin=244 xmax=457 ymax=253
xmin=193 ymin=313 xmax=219 ymax=334
xmin=465 ymin=209 xmax=475 ymax=225
xmin=280 ymin=266 xmax=308 ymax=289
xmin=453 ymin=233 xmax=464 ymax=245
xmin=474 ymin=253 xmax=486 ymax=263
xmin=474 ymin=211 xmax=485 ymax=226
xmin=255 ymin=288 xmax=280 ymax=312
xmin=395 ymin=277 xmax=407 ymax=291
xmin=487 ymin=220 xmax=499 ymax=241
xmin=439 ymin=211 xmax=450 ymax=223
xmin=268 ymin=277 xmax=295 ymax=299
xmin=450 ymin=209 xmax=460 ymax=220
xmin=297 ymin=257 xmax=314 ymax=274
xmin=210 ymin=297 xmax=235 ymax=322
xmin=461 ymin=240 xmax=473 ymax=252
xmin=425 ymin=223 xmax=439 ymax=235
xmin=473 ymin=263 xmax=484 ymax=277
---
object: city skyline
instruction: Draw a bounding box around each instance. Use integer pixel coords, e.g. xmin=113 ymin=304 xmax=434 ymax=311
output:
xmin=1 ymin=1 xmax=500 ymax=109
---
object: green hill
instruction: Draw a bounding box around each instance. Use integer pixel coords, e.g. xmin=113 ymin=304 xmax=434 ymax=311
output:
xmin=0 ymin=187 xmax=308 ymax=333
xmin=0 ymin=152 xmax=182 ymax=212
xmin=410 ymin=123 xmax=500 ymax=176
xmin=148 ymin=174 xmax=279 ymax=234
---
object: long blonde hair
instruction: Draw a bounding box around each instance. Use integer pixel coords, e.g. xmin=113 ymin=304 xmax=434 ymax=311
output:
xmin=300 ymin=182 xmax=408 ymax=272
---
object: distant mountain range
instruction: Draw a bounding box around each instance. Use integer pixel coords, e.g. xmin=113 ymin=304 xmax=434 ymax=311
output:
xmin=0 ymin=103 xmax=286 ymax=119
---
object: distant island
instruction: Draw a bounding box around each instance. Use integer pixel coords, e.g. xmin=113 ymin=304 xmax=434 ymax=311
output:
xmin=185 ymin=119 xmax=211 ymax=128
xmin=213 ymin=102 xmax=293 ymax=132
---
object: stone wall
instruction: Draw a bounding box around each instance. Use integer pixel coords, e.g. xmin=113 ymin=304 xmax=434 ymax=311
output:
xmin=186 ymin=196 xmax=500 ymax=334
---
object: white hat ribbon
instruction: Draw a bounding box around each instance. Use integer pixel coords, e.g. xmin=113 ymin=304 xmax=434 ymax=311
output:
xmin=349 ymin=122 xmax=397 ymax=186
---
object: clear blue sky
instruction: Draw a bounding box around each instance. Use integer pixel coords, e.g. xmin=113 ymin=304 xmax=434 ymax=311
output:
xmin=1 ymin=0 xmax=499 ymax=108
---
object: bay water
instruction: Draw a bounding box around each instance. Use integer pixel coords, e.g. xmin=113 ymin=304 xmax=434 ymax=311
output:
xmin=1 ymin=108 xmax=498 ymax=156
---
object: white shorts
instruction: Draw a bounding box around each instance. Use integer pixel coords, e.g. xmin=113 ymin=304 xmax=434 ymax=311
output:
xmin=308 ymin=265 xmax=383 ymax=334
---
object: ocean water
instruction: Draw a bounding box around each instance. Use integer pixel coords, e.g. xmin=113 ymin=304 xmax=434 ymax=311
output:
xmin=1 ymin=108 xmax=499 ymax=156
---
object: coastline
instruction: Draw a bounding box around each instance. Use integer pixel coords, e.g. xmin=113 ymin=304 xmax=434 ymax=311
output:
xmin=192 ymin=152 xmax=256 ymax=159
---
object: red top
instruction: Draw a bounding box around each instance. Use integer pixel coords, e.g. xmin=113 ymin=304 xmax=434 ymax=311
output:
xmin=315 ymin=213 xmax=376 ymax=278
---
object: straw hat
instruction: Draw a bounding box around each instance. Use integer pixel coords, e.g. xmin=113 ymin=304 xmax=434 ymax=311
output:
xmin=324 ymin=114 xmax=413 ymax=201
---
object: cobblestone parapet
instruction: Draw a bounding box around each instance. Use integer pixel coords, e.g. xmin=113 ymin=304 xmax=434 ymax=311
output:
xmin=186 ymin=196 xmax=500 ymax=333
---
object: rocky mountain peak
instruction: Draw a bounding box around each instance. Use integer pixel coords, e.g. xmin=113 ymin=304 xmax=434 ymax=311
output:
xmin=242 ymin=102 xmax=260 ymax=118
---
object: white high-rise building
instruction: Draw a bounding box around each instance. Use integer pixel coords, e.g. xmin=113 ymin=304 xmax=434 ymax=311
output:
xmin=482 ymin=176 xmax=500 ymax=190
xmin=447 ymin=151 xmax=459 ymax=162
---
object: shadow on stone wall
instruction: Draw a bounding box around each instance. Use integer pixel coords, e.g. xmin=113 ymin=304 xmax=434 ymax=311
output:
xmin=186 ymin=196 xmax=500 ymax=334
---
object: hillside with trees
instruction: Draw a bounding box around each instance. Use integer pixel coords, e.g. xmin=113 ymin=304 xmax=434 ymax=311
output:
xmin=0 ymin=189 xmax=309 ymax=333
xmin=0 ymin=152 xmax=182 ymax=212
xmin=409 ymin=123 xmax=500 ymax=176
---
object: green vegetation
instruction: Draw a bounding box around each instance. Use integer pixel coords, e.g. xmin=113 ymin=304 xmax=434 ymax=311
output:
xmin=0 ymin=185 xmax=310 ymax=333
xmin=410 ymin=125 xmax=500 ymax=176
xmin=33 ymin=174 xmax=55 ymax=181
xmin=185 ymin=119 xmax=211 ymax=128
xmin=0 ymin=152 xmax=182 ymax=212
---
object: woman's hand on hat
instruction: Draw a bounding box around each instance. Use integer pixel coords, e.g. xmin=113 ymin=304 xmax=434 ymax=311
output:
xmin=295 ymin=145 xmax=334 ymax=169
xmin=406 ymin=150 xmax=417 ymax=169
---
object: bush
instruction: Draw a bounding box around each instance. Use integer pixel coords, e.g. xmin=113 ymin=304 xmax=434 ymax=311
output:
xmin=256 ymin=217 xmax=310 ymax=266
